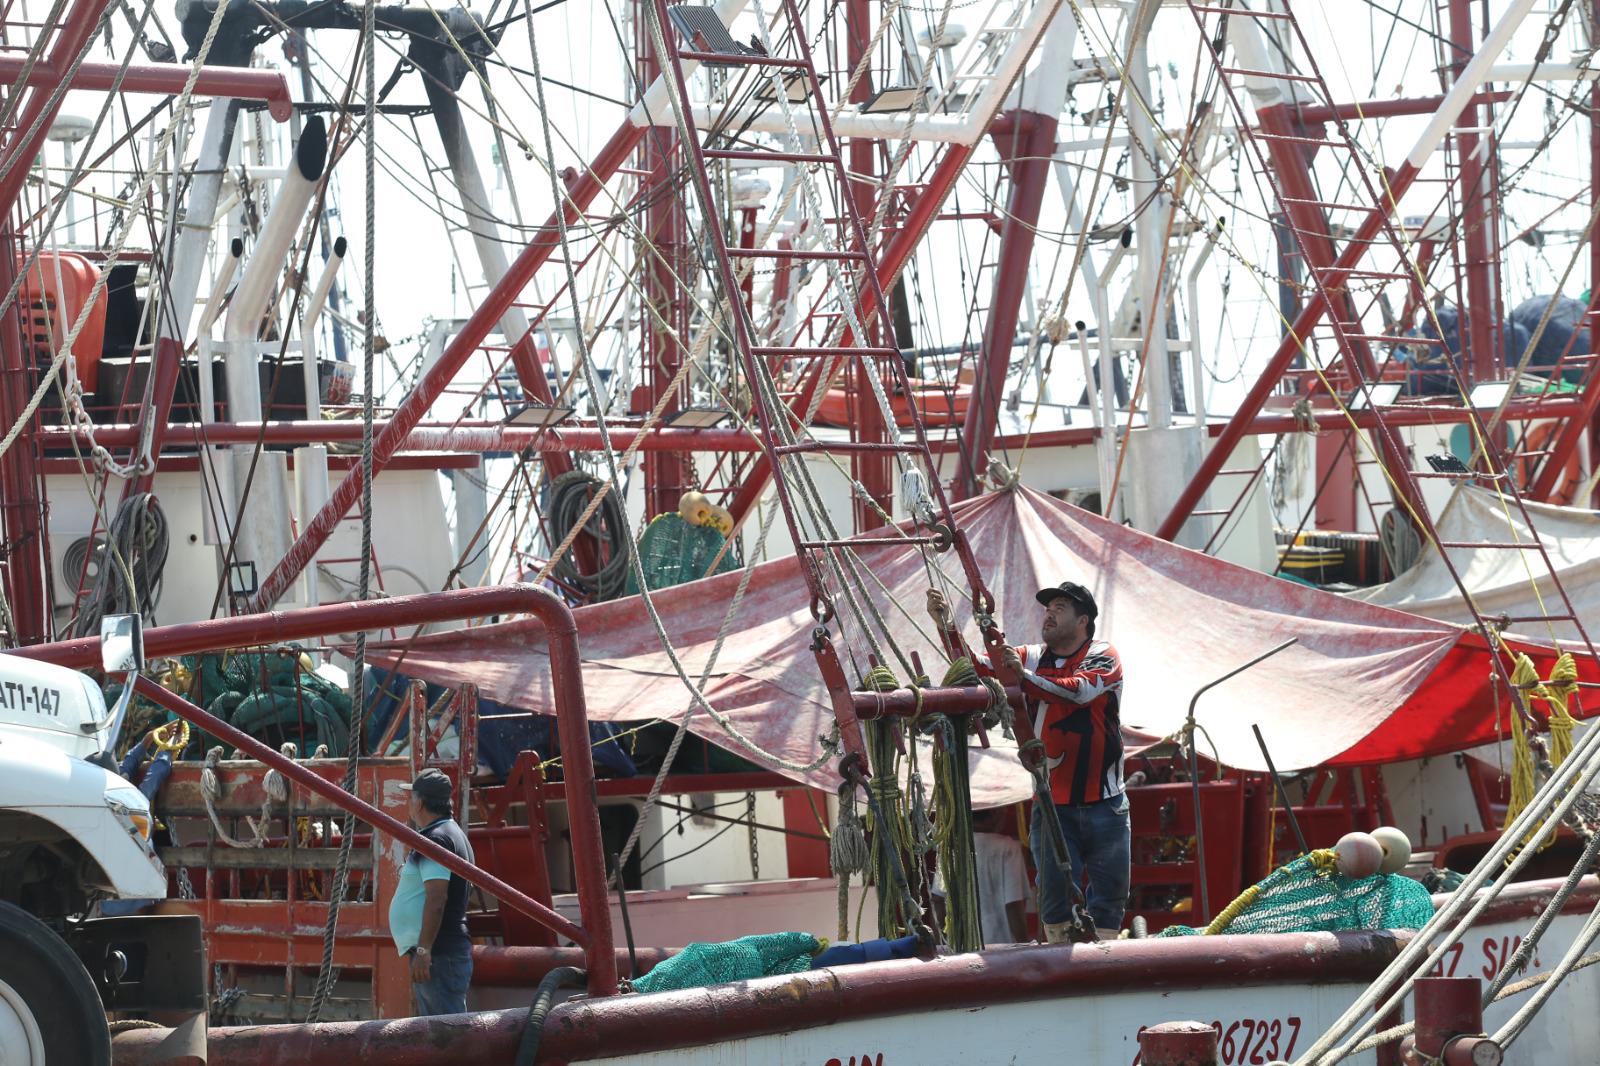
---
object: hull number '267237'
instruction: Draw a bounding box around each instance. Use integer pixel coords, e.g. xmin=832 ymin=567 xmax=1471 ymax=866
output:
xmin=1130 ymin=1018 xmax=1302 ymax=1066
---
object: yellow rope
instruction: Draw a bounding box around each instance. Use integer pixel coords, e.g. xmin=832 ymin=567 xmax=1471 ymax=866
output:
xmin=1501 ymin=647 xmax=1548 ymax=856
xmin=942 ymin=657 xmax=979 ymax=687
xmin=1543 ymin=652 xmax=1580 ymax=769
xmin=1204 ymin=883 xmax=1262 ymax=935
xmin=150 ymin=719 xmax=190 ymax=753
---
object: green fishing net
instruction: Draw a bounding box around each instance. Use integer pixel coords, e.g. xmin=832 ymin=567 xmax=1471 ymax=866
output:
xmin=626 ymin=513 xmax=739 ymax=594
xmin=1158 ymin=850 xmax=1435 ymax=937
xmin=629 ymin=932 xmax=820 ymax=994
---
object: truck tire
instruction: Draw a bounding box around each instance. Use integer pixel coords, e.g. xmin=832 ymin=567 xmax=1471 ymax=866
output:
xmin=0 ymin=900 xmax=110 ymax=1065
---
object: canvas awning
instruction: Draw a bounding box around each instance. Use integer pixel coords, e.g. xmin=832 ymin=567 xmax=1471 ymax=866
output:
xmin=1357 ymin=485 xmax=1600 ymax=646
xmin=372 ymin=487 xmax=1593 ymax=804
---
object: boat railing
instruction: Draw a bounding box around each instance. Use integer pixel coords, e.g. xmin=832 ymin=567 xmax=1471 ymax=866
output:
xmin=13 ymin=583 xmax=621 ymax=997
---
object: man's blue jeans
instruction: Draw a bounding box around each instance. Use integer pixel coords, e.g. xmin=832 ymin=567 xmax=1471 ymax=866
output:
xmin=102 ymin=751 xmax=175 ymax=918
xmin=1030 ymin=793 xmax=1131 ymax=930
xmin=412 ymin=950 xmax=472 ymax=1016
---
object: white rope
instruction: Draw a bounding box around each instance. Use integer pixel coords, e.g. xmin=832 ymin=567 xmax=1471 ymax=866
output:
xmin=0 ymin=0 xmax=231 ymax=472
xmin=199 ymin=747 xmax=259 ymax=849
xmin=1493 ymin=896 xmax=1600 ymax=1050
xmin=527 ymin=4 xmax=843 ymax=777
xmin=1296 ymin=732 xmax=1600 ymax=1064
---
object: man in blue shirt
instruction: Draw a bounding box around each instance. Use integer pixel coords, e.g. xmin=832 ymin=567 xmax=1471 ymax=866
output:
xmin=389 ymin=769 xmax=475 ymax=1015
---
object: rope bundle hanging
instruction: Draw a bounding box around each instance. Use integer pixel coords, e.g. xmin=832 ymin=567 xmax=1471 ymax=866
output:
xmin=71 ymin=493 xmax=169 ymax=638
xmin=1543 ymin=651 xmax=1581 ymax=769
xmin=861 ymin=666 xmax=921 ymax=939
xmin=545 ymin=470 xmax=630 ymax=602
xmin=1501 ymin=645 xmax=1585 ymax=857
xmin=928 ymin=712 xmax=982 ymax=953
xmin=829 ymin=781 xmax=869 ymax=941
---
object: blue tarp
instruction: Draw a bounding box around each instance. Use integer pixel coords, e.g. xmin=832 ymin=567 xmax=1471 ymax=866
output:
xmin=1400 ymin=294 xmax=1589 ymax=395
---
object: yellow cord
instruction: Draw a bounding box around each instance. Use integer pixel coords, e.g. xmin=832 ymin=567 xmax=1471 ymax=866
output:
xmin=150 ymin=719 xmax=190 ymax=753
xmin=1543 ymin=652 xmax=1580 ymax=769
xmin=1204 ymin=883 xmax=1262 ymax=935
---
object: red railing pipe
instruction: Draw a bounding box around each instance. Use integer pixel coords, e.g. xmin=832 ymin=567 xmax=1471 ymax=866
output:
xmin=113 ymin=929 xmax=1410 ymax=1064
xmin=1293 ymin=90 xmax=1511 ymax=124
xmin=956 ymin=110 xmax=1059 ymax=498
xmin=40 ymin=420 xmax=767 ymax=453
xmin=0 ymin=0 xmax=117 ymax=216
xmin=1156 ymin=157 xmax=1422 ymax=542
xmin=14 ymin=584 xmax=619 ymax=997
xmin=851 ymin=683 xmax=1021 ymax=719
xmin=0 ymin=57 xmax=294 ymax=121
xmin=725 ymin=144 xmax=976 ymax=524
xmin=42 ymin=392 xmax=1583 ymax=465
xmin=245 ymin=122 xmax=650 ymax=612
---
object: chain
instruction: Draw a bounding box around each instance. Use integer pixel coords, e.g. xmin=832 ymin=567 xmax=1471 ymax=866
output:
xmin=747 ymin=791 xmax=759 ymax=880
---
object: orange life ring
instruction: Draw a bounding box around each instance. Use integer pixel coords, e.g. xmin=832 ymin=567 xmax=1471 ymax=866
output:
xmin=815 ymin=378 xmax=971 ymax=429
xmin=1517 ymin=422 xmax=1582 ymax=506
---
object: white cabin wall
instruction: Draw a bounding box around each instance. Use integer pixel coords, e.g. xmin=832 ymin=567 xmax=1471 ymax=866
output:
xmin=45 ymin=469 xmax=221 ymax=628
xmin=1382 ymin=754 xmax=1494 ymax=848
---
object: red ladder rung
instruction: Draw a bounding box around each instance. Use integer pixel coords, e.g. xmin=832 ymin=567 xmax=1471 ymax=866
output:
xmin=704 ymin=148 xmax=839 ymax=165
xmin=728 ymin=248 xmax=866 ymax=261
xmin=775 ymin=441 xmax=927 ymax=455
xmin=1256 ymin=132 xmax=1344 ymax=147
xmin=1223 ymin=67 xmax=1320 ymax=83
xmin=1437 ymin=541 xmax=1548 ymax=550
xmin=1192 ymin=3 xmax=1292 ymax=15
xmin=1346 ymin=333 xmax=1441 ymax=345
xmin=1498 ymin=614 xmax=1577 ymax=624
xmin=754 ymin=345 xmax=902 ymax=357
xmin=1282 ymin=197 xmax=1374 ymax=212
xmin=678 ymin=49 xmax=810 ymax=70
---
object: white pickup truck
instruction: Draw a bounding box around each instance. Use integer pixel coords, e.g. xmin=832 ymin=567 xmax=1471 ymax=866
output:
xmin=0 ymin=620 xmax=206 ymax=1065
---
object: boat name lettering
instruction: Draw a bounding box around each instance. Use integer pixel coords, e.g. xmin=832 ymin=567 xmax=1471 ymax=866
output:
xmin=823 ymin=1055 xmax=883 ymax=1066
xmin=1130 ymin=1017 xmax=1301 ymax=1066
xmin=1426 ymin=934 xmax=1542 ymax=979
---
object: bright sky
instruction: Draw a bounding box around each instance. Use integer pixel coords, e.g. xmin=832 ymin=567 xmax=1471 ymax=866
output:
xmin=26 ymin=0 xmax=1600 ymax=439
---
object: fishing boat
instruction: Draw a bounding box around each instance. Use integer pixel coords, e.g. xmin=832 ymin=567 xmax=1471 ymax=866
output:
xmin=3 ymin=0 xmax=1600 ymax=1063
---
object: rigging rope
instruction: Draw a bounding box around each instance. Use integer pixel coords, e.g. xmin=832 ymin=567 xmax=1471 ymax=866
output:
xmin=306 ymin=0 xmax=379 ymax=1020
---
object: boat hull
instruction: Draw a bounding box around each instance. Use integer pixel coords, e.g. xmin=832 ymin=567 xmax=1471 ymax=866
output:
xmin=113 ymin=877 xmax=1600 ymax=1065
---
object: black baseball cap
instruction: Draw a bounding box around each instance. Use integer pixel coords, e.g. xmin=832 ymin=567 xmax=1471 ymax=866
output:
xmin=1034 ymin=581 xmax=1098 ymax=618
xmin=399 ymin=768 xmax=453 ymax=803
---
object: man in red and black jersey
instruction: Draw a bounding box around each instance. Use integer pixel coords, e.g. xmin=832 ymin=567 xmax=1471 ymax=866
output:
xmin=929 ymin=581 xmax=1130 ymax=942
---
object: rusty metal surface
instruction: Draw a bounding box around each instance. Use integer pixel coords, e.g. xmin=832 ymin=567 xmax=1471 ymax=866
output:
xmin=471 ymin=946 xmax=675 ymax=986
xmin=14 ymin=584 xmax=620 ymax=998
xmin=1138 ymin=1020 xmax=1220 ymax=1066
xmin=117 ymin=930 xmax=1408 ymax=1064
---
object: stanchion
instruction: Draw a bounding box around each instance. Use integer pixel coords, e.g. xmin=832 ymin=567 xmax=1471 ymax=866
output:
xmin=1137 ymin=1020 xmax=1219 ymax=1066
xmin=1402 ymin=976 xmax=1503 ymax=1066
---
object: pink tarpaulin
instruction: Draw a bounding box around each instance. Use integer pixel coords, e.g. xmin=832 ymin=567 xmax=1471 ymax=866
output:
xmin=371 ymin=487 xmax=1590 ymax=804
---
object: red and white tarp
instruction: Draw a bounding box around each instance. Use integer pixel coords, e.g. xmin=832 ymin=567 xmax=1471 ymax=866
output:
xmin=373 ymin=487 xmax=1591 ymax=804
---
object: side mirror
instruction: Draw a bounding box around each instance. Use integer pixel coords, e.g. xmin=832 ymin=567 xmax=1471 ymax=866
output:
xmin=100 ymin=614 xmax=145 ymax=676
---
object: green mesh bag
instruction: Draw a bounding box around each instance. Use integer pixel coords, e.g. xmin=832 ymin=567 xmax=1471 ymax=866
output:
xmin=1158 ymin=849 xmax=1435 ymax=937
xmin=626 ymin=513 xmax=740 ymax=594
xmin=630 ymin=932 xmax=820 ymax=994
